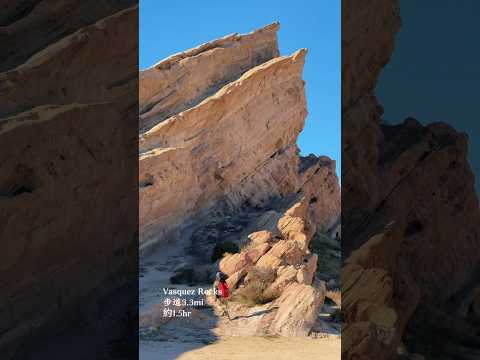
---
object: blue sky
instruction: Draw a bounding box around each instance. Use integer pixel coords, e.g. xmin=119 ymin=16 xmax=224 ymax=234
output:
xmin=140 ymin=0 xmax=340 ymax=176
xmin=377 ymin=0 xmax=480 ymax=192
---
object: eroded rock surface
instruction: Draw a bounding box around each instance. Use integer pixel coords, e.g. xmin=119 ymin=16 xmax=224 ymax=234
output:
xmin=139 ymin=23 xmax=340 ymax=253
xmin=0 ymin=3 xmax=138 ymax=358
xmin=343 ymin=0 xmax=480 ymax=358
xmin=139 ymin=23 xmax=340 ymax=340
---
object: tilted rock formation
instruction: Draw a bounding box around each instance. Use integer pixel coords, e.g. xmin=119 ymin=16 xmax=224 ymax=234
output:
xmin=216 ymin=198 xmax=327 ymax=336
xmin=139 ymin=23 xmax=340 ymax=253
xmin=343 ymin=0 xmax=480 ymax=358
xmin=139 ymin=23 xmax=340 ymax=337
xmin=0 ymin=2 xmax=138 ymax=358
xmin=139 ymin=22 xmax=279 ymax=132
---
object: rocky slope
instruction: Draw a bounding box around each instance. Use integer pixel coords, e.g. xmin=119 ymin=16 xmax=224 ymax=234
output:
xmin=139 ymin=23 xmax=340 ymax=341
xmin=0 ymin=2 xmax=138 ymax=358
xmin=139 ymin=23 xmax=340 ymax=253
xmin=342 ymin=1 xmax=480 ymax=359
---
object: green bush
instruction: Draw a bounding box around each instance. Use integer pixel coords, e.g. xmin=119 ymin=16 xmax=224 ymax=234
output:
xmin=210 ymin=241 xmax=240 ymax=263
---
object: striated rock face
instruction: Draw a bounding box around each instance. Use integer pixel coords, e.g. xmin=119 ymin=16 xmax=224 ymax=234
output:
xmin=139 ymin=23 xmax=340 ymax=338
xmin=139 ymin=22 xmax=279 ymax=132
xmin=343 ymin=0 xmax=480 ymax=358
xmin=342 ymin=223 xmax=420 ymax=359
xmin=216 ymin=198 xmax=327 ymax=336
xmin=139 ymin=23 xmax=340 ymax=253
xmin=0 ymin=3 xmax=138 ymax=358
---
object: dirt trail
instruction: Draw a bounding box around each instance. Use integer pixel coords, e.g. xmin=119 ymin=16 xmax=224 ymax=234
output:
xmin=141 ymin=336 xmax=340 ymax=360
xmin=139 ymin=235 xmax=340 ymax=360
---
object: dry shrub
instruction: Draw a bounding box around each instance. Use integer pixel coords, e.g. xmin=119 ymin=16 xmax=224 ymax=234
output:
xmin=232 ymin=267 xmax=279 ymax=306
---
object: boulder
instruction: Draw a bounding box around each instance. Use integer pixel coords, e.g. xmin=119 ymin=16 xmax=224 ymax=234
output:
xmin=226 ymin=268 xmax=248 ymax=290
xmin=269 ymin=283 xmax=324 ymax=336
xmin=277 ymin=213 xmax=306 ymax=239
xmin=248 ymin=230 xmax=273 ymax=245
xmin=255 ymin=252 xmax=283 ymax=270
xmin=245 ymin=243 xmax=271 ymax=264
xmin=219 ymin=252 xmax=253 ymax=276
xmin=265 ymin=265 xmax=298 ymax=294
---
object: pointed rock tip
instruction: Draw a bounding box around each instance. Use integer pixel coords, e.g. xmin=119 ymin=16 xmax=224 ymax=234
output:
xmin=248 ymin=22 xmax=279 ymax=35
xmin=293 ymin=48 xmax=308 ymax=60
xmin=263 ymin=21 xmax=280 ymax=31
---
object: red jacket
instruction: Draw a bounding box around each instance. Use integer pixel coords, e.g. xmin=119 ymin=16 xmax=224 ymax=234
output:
xmin=218 ymin=281 xmax=230 ymax=298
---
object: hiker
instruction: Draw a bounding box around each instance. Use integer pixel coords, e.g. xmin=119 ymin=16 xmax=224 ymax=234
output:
xmin=214 ymin=271 xmax=231 ymax=320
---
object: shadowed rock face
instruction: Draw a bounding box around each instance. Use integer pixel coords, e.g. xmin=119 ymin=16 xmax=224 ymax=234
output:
xmin=0 ymin=2 xmax=138 ymax=358
xmin=343 ymin=0 xmax=480 ymax=359
xmin=139 ymin=23 xmax=340 ymax=253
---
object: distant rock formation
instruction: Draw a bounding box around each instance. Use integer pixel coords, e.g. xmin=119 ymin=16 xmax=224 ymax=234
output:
xmin=343 ymin=0 xmax=480 ymax=358
xmin=0 ymin=2 xmax=138 ymax=358
xmin=139 ymin=23 xmax=341 ymax=337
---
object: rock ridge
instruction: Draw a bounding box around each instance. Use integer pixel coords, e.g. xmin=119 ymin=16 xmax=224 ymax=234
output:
xmin=138 ymin=28 xmax=336 ymax=253
xmin=343 ymin=1 xmax=480 ymax=358
xmin=139 ymin=22 xmax=280 ymax=132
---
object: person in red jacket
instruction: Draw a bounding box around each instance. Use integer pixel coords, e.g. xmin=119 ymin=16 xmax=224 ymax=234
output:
xmin=214 ymin=272 xmax=231 ymax=320
xmin=218 ymin=278 xmax=230 ymax=299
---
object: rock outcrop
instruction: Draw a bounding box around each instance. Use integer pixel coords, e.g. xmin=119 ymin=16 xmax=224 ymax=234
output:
xmin=343 ymin=0 xmax=480 ymax=358
xmin=216 ymin=198 xmax=327 ymax=336
xmin=139 ymin=23 xmax=340 ymax=338
xmin=139 ymin=23 xmax=340 ymax=253
xmin=0 ymin=2 xmax=138 ymax=358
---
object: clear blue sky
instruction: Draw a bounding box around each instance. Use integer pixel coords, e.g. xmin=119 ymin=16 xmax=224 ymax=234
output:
xmin=140 ymin=0 xmax=340 ymax=176
xmin=377 ymin=0 xmax=480 ymax=193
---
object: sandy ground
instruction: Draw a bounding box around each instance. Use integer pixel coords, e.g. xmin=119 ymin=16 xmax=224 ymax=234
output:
xmin=141 ymin=336 xmax=340 ymax=360
xmin=140 ymin=241 xmax=340 ymax=360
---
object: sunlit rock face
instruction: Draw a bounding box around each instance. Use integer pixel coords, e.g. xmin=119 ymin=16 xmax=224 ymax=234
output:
xmin=138 ymin=23 xmax=341 ymax=338
xmin=139 ymin=23 xmax=340 ymax=253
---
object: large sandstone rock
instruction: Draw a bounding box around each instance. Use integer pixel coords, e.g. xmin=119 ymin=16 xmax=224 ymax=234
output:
xmin=139 ymin=44 xmax=311 ymax=251
xmin=139 ymin=23 xmax=340 ymax=254
xmin=139 ymin=22 xmax=280 ymax=131
xmin=139 ymin=23 xmax=341 ymax=338
xmin=268 ymin=282 xmax=325 ymax=336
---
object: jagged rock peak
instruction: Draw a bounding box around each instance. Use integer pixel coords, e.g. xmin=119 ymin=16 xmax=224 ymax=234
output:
xmin=139 ymin=23 xmax=339 ymax=253
xmin=139 ymin=22 xmax=281 ymax=132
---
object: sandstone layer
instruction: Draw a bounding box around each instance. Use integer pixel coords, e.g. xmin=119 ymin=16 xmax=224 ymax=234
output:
xmin=0 ymin=2 xmax=138 ymax=358
xmin=139 ymin=23 xmax=340 ymax=253
xmin=215 ymin=197 xmax=327 ymax=336
xmin=343 ymin=0 xmax=480 ymax=358
xmin=139 ymin=23 xmax=341 ymax=338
